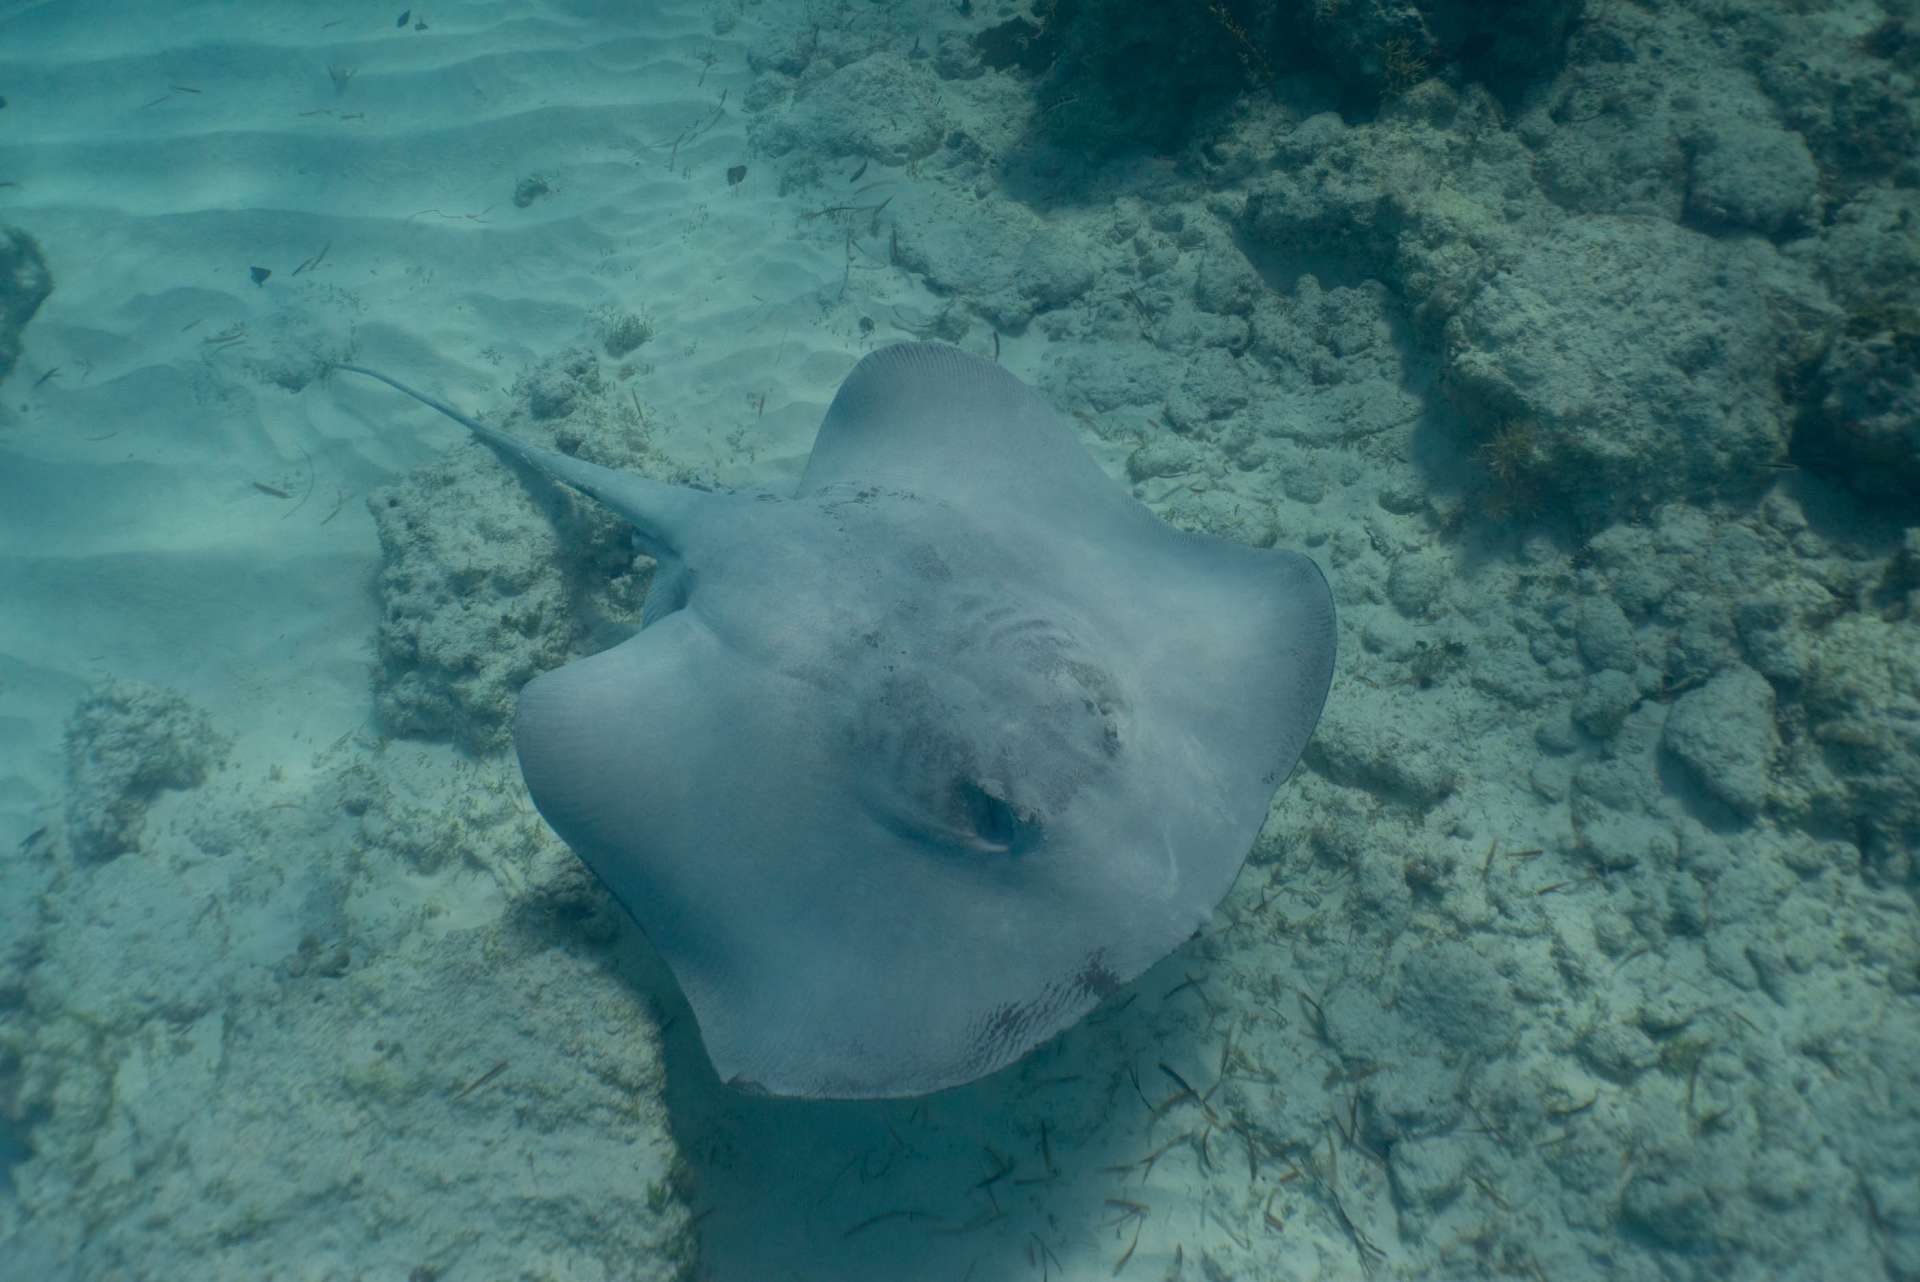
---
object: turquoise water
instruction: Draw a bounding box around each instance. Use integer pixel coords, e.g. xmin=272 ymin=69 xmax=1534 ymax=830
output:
xmin=1 ymin=1 xmax=1915 ymax=1280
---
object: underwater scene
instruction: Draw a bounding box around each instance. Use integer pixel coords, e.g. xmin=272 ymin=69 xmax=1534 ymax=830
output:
xmin=1 ymin=0 xmax=1915 ymax=1279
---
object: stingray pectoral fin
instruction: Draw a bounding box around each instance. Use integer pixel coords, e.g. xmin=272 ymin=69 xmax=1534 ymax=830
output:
xmin=1107 ymin=532 xmax=1336 ymax=925
xmin=510 ymin=614 xmax=739 ymax=984
xmin=800 ymin=343 xmax=1151 ymax=536
xmin=510 ymin=615 xmax=871 ymax=1088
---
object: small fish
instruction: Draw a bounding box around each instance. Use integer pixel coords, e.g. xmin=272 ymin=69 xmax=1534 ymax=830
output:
xmin=291 ymin=242 xmax=330 ymax=277
xmin=452 ymin=1059 xmax=508 ymax=1100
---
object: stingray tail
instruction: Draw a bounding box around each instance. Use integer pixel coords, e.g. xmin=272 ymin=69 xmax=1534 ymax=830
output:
xmin=331 ymin=361 xmax=708 ymax=559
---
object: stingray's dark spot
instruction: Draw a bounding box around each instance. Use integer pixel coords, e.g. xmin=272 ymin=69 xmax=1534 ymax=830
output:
xmin=975 ymin=997 xmax=1048 ymax=1060
xmin=984 ymin=1002 xmax=1023 ymax=1038
xmin=1072 ymin=949 xmax=1123 ymax=1000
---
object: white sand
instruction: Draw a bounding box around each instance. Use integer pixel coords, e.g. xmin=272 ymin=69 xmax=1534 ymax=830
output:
xmin=0 ymin=0 xmax=910 ymax=850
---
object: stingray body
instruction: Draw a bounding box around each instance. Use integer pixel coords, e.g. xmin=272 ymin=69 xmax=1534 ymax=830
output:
xmin=337 ymin=344 xmax=1334 ymax=1098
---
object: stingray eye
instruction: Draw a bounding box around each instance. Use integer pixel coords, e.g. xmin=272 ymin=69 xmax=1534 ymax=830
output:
xmin=952 ymin=779 xmax=1038 ymax=855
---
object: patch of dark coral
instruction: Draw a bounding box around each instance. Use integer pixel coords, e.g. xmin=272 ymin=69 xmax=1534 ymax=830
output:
xmin=972 ymin=0 xmax=1582 ymax=160
xmin=1787 ymin=294 xmax=1920 ymax=518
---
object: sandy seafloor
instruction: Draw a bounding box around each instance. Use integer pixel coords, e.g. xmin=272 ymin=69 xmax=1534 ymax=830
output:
xmin=1 ymin=0 xmax=1917 ymax=1279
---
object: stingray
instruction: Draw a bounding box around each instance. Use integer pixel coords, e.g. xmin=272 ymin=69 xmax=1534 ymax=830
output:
xmin=335 ymin=343 xmax=1334 ymax=1098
